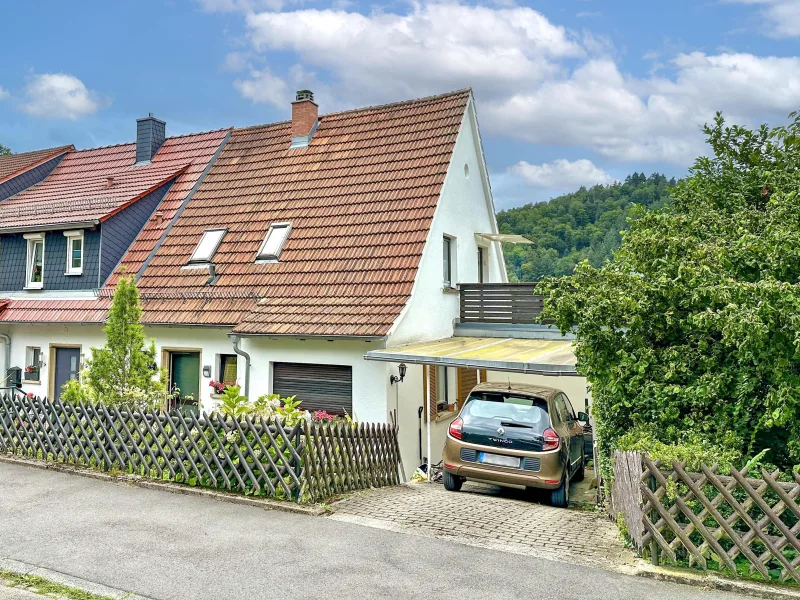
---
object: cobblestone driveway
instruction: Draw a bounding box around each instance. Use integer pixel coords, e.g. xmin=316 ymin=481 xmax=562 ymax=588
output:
xmin=329 ymin=481 xmax=634 ymax=570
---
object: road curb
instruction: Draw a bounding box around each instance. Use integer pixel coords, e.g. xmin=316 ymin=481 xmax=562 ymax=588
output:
xmin=634 ymin=565 xmax=800 ymax=599
xmin=0 ymin=556 xmax=155 ymax=600
xmin=0 ymin=454 xmax=325 ymax=517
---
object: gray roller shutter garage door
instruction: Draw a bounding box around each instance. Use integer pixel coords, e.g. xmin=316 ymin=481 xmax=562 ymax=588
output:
xmin=272 ymin=362 xmax=353 ymax=414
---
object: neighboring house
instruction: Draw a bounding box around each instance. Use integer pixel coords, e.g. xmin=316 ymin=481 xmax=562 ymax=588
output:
xmin=0 ymin=89 xmax=507 ymax=474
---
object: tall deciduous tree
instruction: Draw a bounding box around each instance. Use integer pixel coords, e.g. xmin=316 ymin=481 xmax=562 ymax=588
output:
xmin=539 ymin=112 xmax=800 ymax=472
xmin=67 ymin=275 xmax=165 ymax=408
xmin=0 ymin=144 xmax=10 ymax=156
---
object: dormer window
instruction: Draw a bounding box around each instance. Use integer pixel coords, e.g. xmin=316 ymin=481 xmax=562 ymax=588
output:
xmin=189 ymin=229 xmax=226 ymax=264
xmin=256 ymin=223 xmax=291 ymax=262
xmin=64 ymin=230 xmax=84 ymax=275
xmin=24 ymin=233 xmax=45 ymax=290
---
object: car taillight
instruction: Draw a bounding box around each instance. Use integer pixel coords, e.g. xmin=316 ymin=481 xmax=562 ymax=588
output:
xmin=542 ymin=428 xmax=560 ymax=451
xmin=449 ymin=417 xmax=463 ymax=440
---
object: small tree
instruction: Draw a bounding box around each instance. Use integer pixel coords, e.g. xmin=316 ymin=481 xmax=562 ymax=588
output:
xmin=64 ymin=275 xmax=165 ymax=408
xmin=0 ymin=144 xmax=10 ymax=156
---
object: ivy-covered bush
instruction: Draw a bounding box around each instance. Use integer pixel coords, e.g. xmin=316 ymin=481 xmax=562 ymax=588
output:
xmin=539 ymin=111 xmax=800 ymax=480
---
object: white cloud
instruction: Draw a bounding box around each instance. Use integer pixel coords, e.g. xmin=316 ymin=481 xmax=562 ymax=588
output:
xmin=21 ymin=73 xmax=101 ymax=120
xmin=221 ymin=2 xmax=800 ymax=166
xmin=509 ymin=158 xmax=612 ymax=188
xmin=234 ymin=67 xmax=288 ymax=108
xmin=726 ymin=0 xmax=800 ymax=38
xmin=244 ymin=4 xmax=583 ymax=104
xmin=484 ymin=52 xmax=800 ymax=164
xmin=0 ymin=86 xmax=9 ymax=100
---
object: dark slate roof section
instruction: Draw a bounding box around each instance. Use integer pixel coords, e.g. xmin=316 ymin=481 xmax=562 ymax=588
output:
xmin=0 ymin=152 xmax=70 ymax=202
xmin=0 ymin=145 xmax=74 ymax=182
xmin=99 ymin=178 xmax=176 ymax=287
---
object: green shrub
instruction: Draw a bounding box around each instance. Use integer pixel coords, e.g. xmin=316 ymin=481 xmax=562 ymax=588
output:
xmin=616 ymin=426 xmax=739 ymax=474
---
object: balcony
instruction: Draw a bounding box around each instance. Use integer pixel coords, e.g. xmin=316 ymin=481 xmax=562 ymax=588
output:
xmin=459 ymin=282 xmax=544 ymax=325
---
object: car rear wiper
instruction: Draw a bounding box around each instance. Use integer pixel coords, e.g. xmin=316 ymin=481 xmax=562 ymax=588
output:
xmin=500 ymin=421 xmax=534 ymax=429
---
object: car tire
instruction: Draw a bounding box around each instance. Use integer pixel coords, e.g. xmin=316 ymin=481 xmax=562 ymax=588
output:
xmin=443 ymin=470 xmax=463 ymax=492
xmin=573 ymin=455 xmax=585 ymax=482
xmin=550 ymin=474 xmax=569 ymax=508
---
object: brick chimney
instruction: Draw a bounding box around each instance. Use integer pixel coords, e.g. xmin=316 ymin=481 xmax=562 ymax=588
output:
xmin=290 ymin=90 xmax=318 ymax=149
xmin=136 ymin=113 xmax=166 ymax=164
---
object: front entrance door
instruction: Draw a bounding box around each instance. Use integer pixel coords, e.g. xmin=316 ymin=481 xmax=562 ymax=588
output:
xmin=169 ymin=352 xmax=200 ymax=415
xmin=54 ymin=347 xmax=80 ymax=401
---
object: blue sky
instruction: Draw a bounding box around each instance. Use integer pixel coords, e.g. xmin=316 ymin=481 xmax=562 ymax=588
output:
xmin=1 ymin=0 xmax=799 ymax=209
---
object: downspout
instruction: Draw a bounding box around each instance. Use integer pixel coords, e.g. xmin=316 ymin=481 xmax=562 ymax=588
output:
xmin=0 ymin=334 xmax=9 ymax=386
xmin=228 ymin=334 xmax=250 ymax=399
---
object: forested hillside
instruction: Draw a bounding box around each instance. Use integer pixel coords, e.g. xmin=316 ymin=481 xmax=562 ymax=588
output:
xmin=498 ymin=173 xmax=675 ymax=281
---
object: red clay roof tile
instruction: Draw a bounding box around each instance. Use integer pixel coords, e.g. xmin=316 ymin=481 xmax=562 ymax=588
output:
xmin=136 ymin=89 xmax=471 ymax=336
xmin=0 ymin=145 xmax=74 ymax=184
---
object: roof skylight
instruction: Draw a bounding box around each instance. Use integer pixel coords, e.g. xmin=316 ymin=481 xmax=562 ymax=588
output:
xmin=189 ymin=228 xmax=226 ymax=264
xmin=256 ymin=223 xmax=291 ymax=262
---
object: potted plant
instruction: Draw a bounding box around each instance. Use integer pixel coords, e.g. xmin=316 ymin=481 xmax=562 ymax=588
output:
xmin=209 ymin=380 xmax=234 ymax=399
xmin=24 ymin=365 xmax=39 ymax=381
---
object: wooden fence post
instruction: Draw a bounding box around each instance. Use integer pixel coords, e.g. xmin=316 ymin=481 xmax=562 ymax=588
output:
xmin=648 ymin=472 xmax=659 ymax=566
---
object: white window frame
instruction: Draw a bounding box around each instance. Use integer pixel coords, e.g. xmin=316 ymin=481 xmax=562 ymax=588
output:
xmin=23 ymin=232 xmax=45 ymax=290
xmin=63 ymin=230 xmax=84 ymax=276
xmin=443 ymin=235 xmax=456 ymax=288
xmin=256 ymin=222 xmax=291 ymax=262
xmin=188 ymin=228 xmax=227 ymax=265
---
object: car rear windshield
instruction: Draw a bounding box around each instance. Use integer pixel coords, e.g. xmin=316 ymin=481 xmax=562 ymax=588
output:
xmin=463 ymin=392 xmax=550 ymax=433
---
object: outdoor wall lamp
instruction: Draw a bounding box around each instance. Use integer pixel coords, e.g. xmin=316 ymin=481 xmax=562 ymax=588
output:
xmin=390 ymin=363 xmax=407 ymax=385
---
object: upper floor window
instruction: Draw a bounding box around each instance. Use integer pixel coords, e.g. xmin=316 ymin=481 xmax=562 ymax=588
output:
xmin=189 ymin=228 xmax=226 ymax=264
xmin=64 ymin=230 xmax=84 ymax=275
xmin=443 ymin=235 xmax=455 ymax=287
xmin=256 ymin=223 xmax=291 ymax=262
xmin=23 ymin=232 xmax=44 ymax=289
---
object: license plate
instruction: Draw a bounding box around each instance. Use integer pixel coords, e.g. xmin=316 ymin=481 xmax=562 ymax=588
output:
xmin=478 ymin=452 xmax=520 ymax=468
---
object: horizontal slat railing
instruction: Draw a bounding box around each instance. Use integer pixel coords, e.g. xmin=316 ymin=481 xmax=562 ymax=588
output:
xmin=459 ymin=282 xmax=544 ymax=324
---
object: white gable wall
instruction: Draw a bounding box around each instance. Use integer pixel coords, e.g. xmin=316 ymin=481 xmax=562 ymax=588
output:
xmin=388 ymin=96 xmax=508 ymax=476
xmin=388 ymin=96 xmax=506 ymax=348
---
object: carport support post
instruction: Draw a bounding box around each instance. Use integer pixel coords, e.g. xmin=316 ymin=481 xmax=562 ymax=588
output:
xmin=425 ymin=365 xmax=432 ymax=483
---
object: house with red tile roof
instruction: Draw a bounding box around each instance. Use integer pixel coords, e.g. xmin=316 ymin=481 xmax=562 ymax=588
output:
xmin=0 ymin=90 xmax=508 ymax=474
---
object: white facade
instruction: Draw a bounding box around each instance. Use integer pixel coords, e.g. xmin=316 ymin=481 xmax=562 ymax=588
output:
xmin=0 ymin=97 xmax=516 ymax=479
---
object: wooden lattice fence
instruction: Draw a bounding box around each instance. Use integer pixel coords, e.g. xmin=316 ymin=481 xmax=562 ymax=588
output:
xmin=303 ymin=418 xmax=400 ymax=501
xmin=0 ymin=392 xmax=400 ymax=503
xmin=611 ymin=451 xmax=800 ymax=583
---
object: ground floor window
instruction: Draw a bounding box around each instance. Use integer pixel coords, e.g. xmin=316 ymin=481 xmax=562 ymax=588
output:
xmin=24 ymin=346 xmax=41 ymax=381
xmin=428 ymin=366 xmax=479 ymax=420
xmin=218 ymin=354 xmax=238 ymax=383
xmin=435 ymin=366 xmax=449 ymax=411
xmin=272 ymin=362 xmax=353 ymax=415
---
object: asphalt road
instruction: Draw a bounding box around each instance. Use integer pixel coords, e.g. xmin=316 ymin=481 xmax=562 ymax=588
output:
xmin=0 ymin=462 xmax=755 ymax=600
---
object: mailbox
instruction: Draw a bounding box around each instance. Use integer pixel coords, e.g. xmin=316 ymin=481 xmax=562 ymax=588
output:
xmin=6 ymin=366 xmax=22 ymax=388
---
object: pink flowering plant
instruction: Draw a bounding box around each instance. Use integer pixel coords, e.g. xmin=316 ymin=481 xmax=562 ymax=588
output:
xmin=312 ymin=410 xmax=336 ymax=425
xmin=209 ymin=380 xmax=235 ymax=394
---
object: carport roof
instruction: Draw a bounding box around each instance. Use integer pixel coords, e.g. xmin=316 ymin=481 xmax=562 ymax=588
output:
xmin=364 ymin=336 xmax=577 ymax=375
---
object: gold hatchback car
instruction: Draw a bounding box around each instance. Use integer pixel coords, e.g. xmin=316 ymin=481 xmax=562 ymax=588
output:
xmin=442 ymin=382 xmax=587 ymax=507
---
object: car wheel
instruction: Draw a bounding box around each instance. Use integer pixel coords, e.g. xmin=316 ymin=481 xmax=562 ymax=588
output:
xmin=443 ymin=470 xmax=463 ymax=492
xmin=550 ymin=474 xmax=570 ymax=508
xmin=573 ymin=455 xmax=585 ymax=482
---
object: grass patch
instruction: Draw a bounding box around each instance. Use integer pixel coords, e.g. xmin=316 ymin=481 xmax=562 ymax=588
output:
xmin=0 ymin=570 xmax=116 ymax=600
